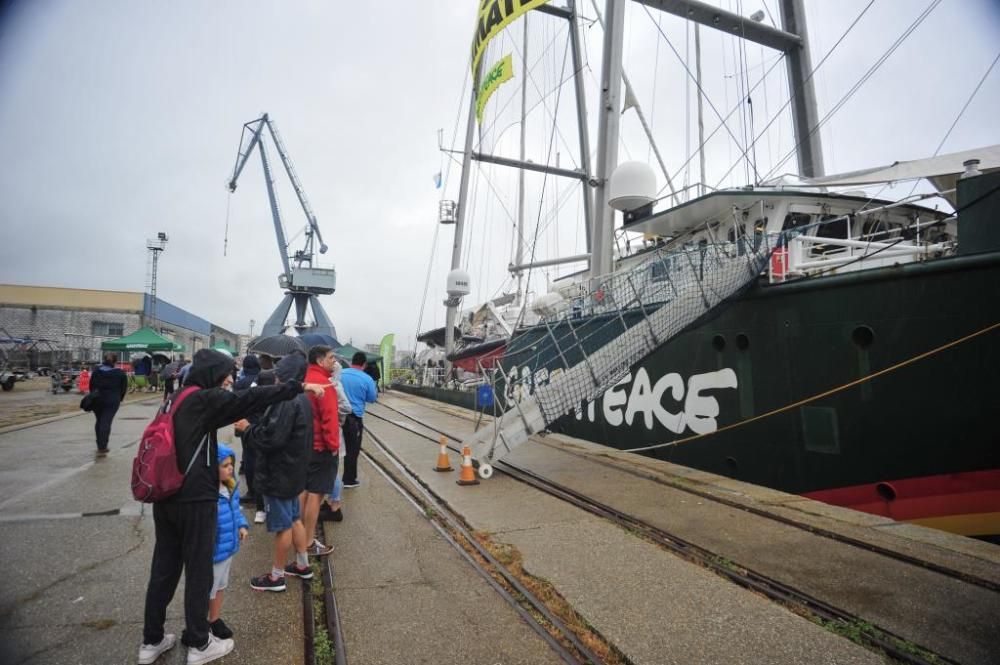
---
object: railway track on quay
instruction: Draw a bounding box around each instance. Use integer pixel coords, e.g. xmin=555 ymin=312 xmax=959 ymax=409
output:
xmin=360 ymin=392 xmax=1000 ymax=665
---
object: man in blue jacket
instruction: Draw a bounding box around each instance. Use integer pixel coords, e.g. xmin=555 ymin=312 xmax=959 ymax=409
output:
xmin=340 ymin=352 xmax=377 ymax=488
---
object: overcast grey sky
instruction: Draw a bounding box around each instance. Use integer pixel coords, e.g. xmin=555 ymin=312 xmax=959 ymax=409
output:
xmin=1 ymin=1 xmax=997 ymax=351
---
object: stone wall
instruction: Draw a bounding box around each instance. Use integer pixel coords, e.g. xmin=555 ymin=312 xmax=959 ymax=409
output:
xmin=0 ymin=305 xmax=141 ymax=364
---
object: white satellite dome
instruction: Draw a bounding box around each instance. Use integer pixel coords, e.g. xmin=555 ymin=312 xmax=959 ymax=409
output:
xmin=446 ymin=268 xmax=471 ymax=298
xmin=609 ymin=161 xmax=656 ymax=211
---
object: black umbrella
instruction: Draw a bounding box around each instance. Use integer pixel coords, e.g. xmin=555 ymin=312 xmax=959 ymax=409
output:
xmin=248 ymin=334 xmax=307 ymax=358
xmin=298 ymin=333 xmax=340 ymax=350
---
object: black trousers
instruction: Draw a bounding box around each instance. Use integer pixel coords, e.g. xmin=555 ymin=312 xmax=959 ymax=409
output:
xmin=93 ymin=402 xmax=120 ymax=451
xmin=342 ymin=414 xmax=364 ymax=484
xmin=143 ymin=501 xmax=217 ymax=648
xmin=242 ymin=440 xmax=259 ymax=508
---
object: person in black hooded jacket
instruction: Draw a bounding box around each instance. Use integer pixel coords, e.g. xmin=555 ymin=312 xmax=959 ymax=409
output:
xmin=89 ymin=352 xmax=128 ymax=455
xmin=232 ymin=355 xmax=263 ymax=514
xmin=139 ymin=348 xmax=327 ymax=665
xmin=246 ymin=352 xmax=316 ymax=591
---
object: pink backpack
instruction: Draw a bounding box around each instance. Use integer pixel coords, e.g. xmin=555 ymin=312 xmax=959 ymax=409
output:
xmin=130 ymin=386 xmax=207 ymax=502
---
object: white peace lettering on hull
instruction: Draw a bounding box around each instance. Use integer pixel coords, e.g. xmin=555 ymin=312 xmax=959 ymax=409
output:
xmin=575 ymin=367 xmax=738 ymax=435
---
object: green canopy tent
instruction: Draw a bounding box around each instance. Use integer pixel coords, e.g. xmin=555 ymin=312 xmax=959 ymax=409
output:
xmin=211 ymin=341 xmax=237 ymax=355
xmin=333 ymin=344 xmax=381 ymax=365
xmin=101 ymin=327 xmax=184 ymax=353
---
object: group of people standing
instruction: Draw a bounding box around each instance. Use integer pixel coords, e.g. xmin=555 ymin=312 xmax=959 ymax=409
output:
xmin=136 ymin=346 xmax=377 ymax=665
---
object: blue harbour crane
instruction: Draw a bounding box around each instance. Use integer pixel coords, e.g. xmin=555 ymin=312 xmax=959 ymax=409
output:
xmin=228 ymin=113 xmax=338 ymax=338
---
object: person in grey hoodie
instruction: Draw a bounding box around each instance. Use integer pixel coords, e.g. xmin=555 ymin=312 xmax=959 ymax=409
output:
xmin=245 ymin=352 xmax=317 ymax=592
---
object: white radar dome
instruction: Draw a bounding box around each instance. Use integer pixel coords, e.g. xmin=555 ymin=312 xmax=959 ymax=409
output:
xmin=446 ymin=269 xmax=472 ymax=298
xmin=609 ymin=161 xmax=656 ymax=211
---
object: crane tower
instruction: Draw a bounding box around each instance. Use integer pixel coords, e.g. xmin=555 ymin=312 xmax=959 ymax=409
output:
xmin=228 ymin=113 xmax=338 ymax=339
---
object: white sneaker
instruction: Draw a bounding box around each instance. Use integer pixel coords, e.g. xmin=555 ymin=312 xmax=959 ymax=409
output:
xmin=254 ymin=510 xmax=266 ymax=524
xmin=138 ymin=633 xmax=176 ymax=664
xmin=186 ymin=634 xmax=234 ymax=665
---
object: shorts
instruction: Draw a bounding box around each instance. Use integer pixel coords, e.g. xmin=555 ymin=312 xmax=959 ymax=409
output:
xmin=305 ymin=448 xmax=336 ymax=494
xmin=211 ymin=557 xmax=232 ymax=599
xmin=263 ymin=495 xmax=300 ymax=533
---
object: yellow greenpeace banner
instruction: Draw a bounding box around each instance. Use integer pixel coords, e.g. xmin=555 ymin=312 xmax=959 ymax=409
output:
xmin=471 ymin=0 xmax=549 ymax=76
xmin=476 ymin=54 xmax=514 ymax=122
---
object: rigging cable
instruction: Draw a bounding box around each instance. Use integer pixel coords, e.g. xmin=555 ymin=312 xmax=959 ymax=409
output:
xmin=738 ymin=0 xmax=759 ymax=184
xmin=683 ymin=20 xmax=690 ymax=193
xmin=733 ymin=0 xmax=750 ymax=185
xmin=641 ymin=5 xmax=761 ymax=183
xmin=757 ymin=0 xmax=942 ymax=183
xmin=479 ymin=22 xmax=582 ymax=172
xmin=642 ymin=6 xmax=776 ymax=192
xmin=930 ymin=48 xmax=1000 ymax=159
xmin=414 ymin=66 xmax=470 ymax=349
xmin=721 ymin=20 xmax=734 ymax=179
xmin=900 ymin=47 xmax=1000 ymax=202
xmin=223 ymin=192 xmax=231 ymax=257
xmin=710 ymin=0 xmax=876 ymax=186
xmin=651 ymin=12 xmax=664 ymax=167
xmin=519 ymin=36 xmax=573 ymax=329
xmin=666 ymin=51 xmax=785 ymax=192
xmin=760 ymin=41 xmax=773 ymax=172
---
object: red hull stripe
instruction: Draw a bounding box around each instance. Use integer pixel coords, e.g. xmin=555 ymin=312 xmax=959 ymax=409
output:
xmin=802 ymin=469 xmax=1000 ymax=527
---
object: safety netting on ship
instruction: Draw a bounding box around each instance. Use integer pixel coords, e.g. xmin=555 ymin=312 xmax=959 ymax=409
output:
xmin=495 ymin=235 xmax=774 ymax=428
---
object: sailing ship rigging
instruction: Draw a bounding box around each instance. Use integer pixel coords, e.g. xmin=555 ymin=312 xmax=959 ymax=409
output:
xmin=411 ymin=0 xmax=1000 ymax=540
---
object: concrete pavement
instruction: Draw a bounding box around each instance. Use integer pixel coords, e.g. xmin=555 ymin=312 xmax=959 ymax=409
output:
xmin=0 ymin=401 xmax=301 ymax=665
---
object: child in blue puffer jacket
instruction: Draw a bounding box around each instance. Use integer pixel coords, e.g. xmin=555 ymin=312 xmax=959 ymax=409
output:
xmin=209 ymin=442 xmax=249 ymax=641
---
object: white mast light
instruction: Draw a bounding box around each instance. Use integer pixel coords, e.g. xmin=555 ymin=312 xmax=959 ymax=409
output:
xmin=609 ymin=161 xmax=656 ymax=211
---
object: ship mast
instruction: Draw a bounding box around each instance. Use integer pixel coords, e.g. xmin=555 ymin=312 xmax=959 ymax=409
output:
xmin=590 ymin=0 xmax=627 ymax=279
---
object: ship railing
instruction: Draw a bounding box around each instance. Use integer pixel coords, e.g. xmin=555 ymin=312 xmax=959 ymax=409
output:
xmin=770 ymin=232 xmax=954 ymax=282
xmin=415 ymin=366 xmax=447 ymax=388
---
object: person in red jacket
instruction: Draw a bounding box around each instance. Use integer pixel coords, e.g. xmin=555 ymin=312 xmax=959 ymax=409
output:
xmin=301 ymin=345 xmax=340 ymax=556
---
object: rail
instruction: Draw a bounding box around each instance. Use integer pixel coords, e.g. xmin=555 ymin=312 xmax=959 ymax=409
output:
xmin=365 ymin=397 xmax=972 ymax=664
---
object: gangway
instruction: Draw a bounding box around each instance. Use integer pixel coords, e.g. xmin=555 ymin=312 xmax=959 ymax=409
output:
xmin=464 ymin=235 xmax=774 ymax=478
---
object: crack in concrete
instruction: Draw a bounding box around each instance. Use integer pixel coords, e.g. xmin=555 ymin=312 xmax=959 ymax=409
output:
xmin=0 ymin=512 xmax=148 ymax=621
xmin=334 ymin=580 xmax=432 ymax=592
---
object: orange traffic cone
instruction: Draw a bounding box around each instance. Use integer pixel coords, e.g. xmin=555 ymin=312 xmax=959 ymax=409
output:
xmin=456 ymin=445 xmax=480 ymax=486
xmin=433 ymin=435 xmax=453 ymax=472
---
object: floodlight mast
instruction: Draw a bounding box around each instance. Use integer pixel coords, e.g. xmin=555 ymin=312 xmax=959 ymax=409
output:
xmin=227 ymin=113 xmax=337 ymax=338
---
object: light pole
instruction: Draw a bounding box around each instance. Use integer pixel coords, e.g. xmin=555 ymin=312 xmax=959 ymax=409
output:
xmin=249 ymin=319 xmax=256 ymax=338
xmin=146 ymin=232 xmax=168 ymax=329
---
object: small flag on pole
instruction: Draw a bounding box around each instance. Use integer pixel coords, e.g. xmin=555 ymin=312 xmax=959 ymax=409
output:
xmin=433 ymin=172 xmax=442 ymax=188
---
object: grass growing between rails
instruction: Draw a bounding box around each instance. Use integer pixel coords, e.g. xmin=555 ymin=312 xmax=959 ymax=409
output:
xmin=473 ymin=532 xmax=633 ymax=665
xmin=310 ymin=561 xmax=335 ymax=665
xmin=814 ymin=617 xmax=942 ymax=664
